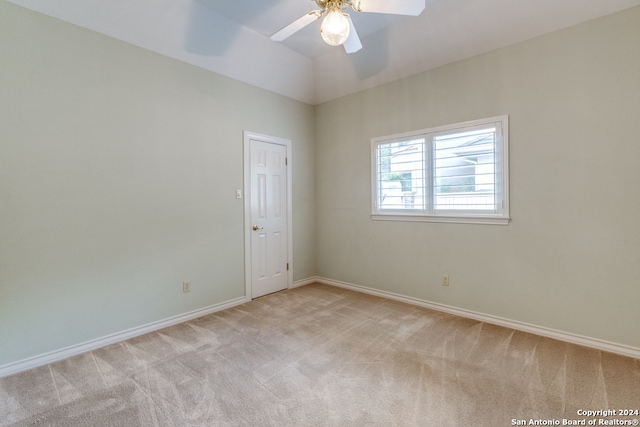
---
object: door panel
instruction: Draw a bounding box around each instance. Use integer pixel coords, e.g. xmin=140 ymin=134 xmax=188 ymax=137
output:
xmin=249 ymin=138 xmax=288 ymax=298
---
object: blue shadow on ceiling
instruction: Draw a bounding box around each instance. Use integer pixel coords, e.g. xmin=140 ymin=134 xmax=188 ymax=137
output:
xmin=348 ymin=27 xmax=391 ymax=81
xmin=184 ymin=0 xmax=279 ymax=57
xmin=185 ymin=2 xmax=238 ymax=56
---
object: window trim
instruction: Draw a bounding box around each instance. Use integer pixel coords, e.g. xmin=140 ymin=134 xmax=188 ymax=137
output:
xmin=371 ymin=116 xmax=510 ymax=225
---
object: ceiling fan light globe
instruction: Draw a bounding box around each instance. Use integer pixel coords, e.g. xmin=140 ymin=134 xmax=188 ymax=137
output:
xmin=320 ymin=9 xmax=350 ymax=46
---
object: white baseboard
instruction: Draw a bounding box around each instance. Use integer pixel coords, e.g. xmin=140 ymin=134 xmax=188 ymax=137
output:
xmin=291 ymin=277 xmax=320 ymax=289
xmin=3 ymin=277 xmax=638 ymax=378
xmin=0 ymin=296 xmax=249 ymax=378
xmin=309 ymin=277 xmax=640 ymax=360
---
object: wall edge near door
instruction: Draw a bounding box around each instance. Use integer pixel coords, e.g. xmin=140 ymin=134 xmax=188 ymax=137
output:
xmin=0 ymin=296 xmax=249 ymax=378
xmin=300 ymin=276 xmax=640 ymax=360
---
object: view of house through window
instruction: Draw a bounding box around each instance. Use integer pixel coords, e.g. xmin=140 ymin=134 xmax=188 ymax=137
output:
xmin=372 ymin=116 xmax=509 ymax=224
xmin=433 ymin=127 xmax=496 ymax=211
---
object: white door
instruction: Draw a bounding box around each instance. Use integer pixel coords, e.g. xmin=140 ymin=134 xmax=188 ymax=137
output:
xmin=244 ymin=132 xmax=291 ymax=299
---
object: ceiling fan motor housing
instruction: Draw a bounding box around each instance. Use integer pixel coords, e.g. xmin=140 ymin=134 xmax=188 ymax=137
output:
xmin=315 ymin=0 xmax=357 ymax=11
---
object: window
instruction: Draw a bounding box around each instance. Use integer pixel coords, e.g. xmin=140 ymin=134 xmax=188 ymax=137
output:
xmin=371 ymin=116 xmax=509 ymax=225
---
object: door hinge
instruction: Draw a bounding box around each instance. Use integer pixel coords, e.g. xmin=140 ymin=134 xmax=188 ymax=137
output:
xmin=285 ymin=157 xmax=288 ymax=166
xmin=286 ymin=263 xmax=289 ymax=271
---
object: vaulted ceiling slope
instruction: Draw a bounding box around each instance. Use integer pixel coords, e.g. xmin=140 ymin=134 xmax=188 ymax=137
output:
xmin=9 ymin=0 xmax=640 ymax=105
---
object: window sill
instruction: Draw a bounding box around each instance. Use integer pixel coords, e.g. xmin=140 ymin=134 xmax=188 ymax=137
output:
xmin=370 ymin=214 xmax=510 ymax=225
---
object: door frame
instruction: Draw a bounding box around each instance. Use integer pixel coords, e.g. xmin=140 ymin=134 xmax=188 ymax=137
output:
xmin=243 ymin=131 xmax=293 ymax=299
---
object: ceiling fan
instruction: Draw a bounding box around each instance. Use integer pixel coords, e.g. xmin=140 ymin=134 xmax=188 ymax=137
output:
xmin=270 ymin=0 xmax=426 ymax=54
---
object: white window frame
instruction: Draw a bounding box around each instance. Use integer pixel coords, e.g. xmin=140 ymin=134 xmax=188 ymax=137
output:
xmin=371 ymin=115 xmax=510 ymax=225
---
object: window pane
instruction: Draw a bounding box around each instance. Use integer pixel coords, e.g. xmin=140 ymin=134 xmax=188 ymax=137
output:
xmin=371 ymin=116 xmax=508 ymax=223
xmin=433 ymin=127 xmax=496 ymax=211
xmin=377 ymin=138 xmax=425 ymax=210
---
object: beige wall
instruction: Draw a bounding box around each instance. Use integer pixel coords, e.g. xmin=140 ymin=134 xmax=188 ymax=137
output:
xmin=315 ymin=6 xmax=640 ymax=348
xmin=0 ymin=2 xmax=316 ymax=366
xmin=2 ymin=1 xmax=639 ymax=369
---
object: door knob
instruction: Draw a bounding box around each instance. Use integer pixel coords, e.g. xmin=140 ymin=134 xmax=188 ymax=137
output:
xmin=252 ymin=225 xmax=263 ymax=231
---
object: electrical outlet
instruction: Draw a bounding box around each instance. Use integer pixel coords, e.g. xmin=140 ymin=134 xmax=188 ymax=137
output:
xmin=236 ymin=189 xmax=242 ymax=199
xmin=183 ymin=281 xmax=191 ymax=293
xmin=441 ymin=275 xmax=449 ymax=286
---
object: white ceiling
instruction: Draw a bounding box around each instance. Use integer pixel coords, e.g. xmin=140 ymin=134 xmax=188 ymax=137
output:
xmin=194 ymin=0 xmax=430 ymax=58
xmin=8 ymin=0 xmax=640 ymax=104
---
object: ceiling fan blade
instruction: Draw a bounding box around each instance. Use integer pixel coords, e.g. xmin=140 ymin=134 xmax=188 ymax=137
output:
xmin=353 ymin=0 xmax=425 ymax=16
xmin=270 ymin=10 xmax=322 ymax=42
xmin=343 ymin=15 xmax=362 ymax=54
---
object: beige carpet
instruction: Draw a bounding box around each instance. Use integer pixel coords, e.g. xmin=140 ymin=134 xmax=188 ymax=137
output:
xmin=1 ymin=283 xmax=638 ymax=426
